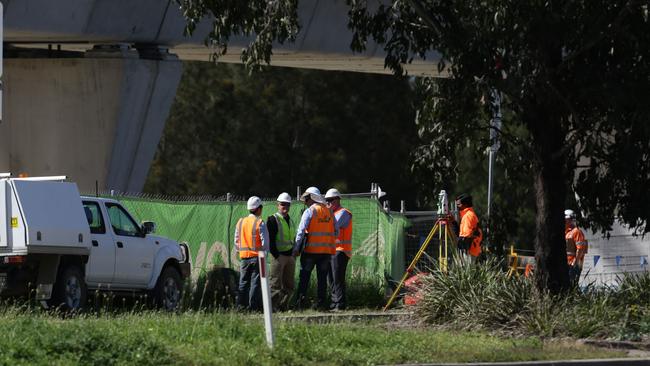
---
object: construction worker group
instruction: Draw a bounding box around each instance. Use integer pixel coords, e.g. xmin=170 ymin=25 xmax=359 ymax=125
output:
xmin=454 ymin=193 xmax=589 ymax=285
xmin=234 ymin=186 xmax=352 ymax=312
xmin=234 ymin=187 xmax=589 ymax=311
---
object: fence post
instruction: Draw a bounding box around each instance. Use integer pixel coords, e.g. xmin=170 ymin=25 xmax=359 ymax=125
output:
xmin=400 ymin=200 xmax=405 ymax=213
xmin=226 ymin=192 xmax=231 ymax=202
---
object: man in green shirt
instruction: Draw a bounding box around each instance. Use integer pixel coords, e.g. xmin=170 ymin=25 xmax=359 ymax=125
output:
xmin=266 ymin=192 xmax=296 ymax=311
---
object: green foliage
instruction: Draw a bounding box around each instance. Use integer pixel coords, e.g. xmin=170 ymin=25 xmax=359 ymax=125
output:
xmin=413 ymin=262 xmax=650 ymax=341
xmin=414 ymin=259 xmax=533 ymax=330
xmin=177 ymin=1 xmax=650 ymax=292
xmin=176 ymin=0 xmax=299 ymax=70
xmin=145 ymin=62 xmax=419 ymax=204
xmin=344 ymin=0 xmax=650 ymax=291
xmin=410 ymin=78 xmax=537 ymax=252
xmin=0 ymin=308 xmax=624 ymax=365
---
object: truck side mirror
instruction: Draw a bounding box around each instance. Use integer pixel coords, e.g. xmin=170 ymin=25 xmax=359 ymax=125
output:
xmin=142 ymin=221 xmax=156 ymax=235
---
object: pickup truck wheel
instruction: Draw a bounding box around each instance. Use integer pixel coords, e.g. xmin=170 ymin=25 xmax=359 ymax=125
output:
xmin=155 ymin=267 xmax=182 ymax=311
xmin=50 ymin=265 xmax=87 ymax=311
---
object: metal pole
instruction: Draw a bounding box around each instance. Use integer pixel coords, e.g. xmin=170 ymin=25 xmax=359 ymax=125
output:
xmin=296 ymin=186 xmax=301 ymax=200
xmin=400 ymin=200 xmax=405 ymax=214
xmin=487 ymin=151 xmax=495 ymax=220
xmin=486 ymin=89 xmax=502 ymax=249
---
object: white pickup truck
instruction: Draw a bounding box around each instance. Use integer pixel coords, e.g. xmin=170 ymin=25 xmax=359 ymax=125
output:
xmin=0 ymin=175 xmax=190 ymax=310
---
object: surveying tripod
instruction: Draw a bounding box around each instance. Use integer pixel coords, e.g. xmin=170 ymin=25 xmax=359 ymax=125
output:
xmin=383 ymin=214 xmax=459 ymax=311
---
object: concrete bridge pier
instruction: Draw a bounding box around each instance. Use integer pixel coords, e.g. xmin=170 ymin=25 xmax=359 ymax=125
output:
xmin=0 ymin=45 xmax=182 ymax=193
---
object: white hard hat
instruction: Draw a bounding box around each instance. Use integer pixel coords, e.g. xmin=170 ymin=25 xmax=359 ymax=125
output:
xmin=325 ymin=188 xmax=341 ymax=199
xmin=300 ymin=186 xmax=324 ymax=203
xmin=564 ymin=209 xmax=576 ymax=219
xmin=277 ymin=192 xmax=292 ymax=203
xmin=300 ymin=186 xmax=320 ymax=200
xmin=247 ymin=196 xmax=263 ymax=210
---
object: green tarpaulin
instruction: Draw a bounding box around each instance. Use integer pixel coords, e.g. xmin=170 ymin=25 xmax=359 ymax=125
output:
xmin=116 ymin=196 xmax=408 ymax=288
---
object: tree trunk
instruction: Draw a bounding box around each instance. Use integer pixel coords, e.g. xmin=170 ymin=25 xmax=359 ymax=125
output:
xmin=527 ymin=109 xmax=570 ymax=294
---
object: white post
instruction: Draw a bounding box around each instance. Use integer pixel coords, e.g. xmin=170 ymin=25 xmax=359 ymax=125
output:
xmin=258 ymin=251 xmax=274 ymax=348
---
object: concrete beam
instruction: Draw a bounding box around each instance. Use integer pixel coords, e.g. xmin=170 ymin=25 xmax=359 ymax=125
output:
xmin=1 ymin=0 xmax=441 ymax=76
xmin=0 ymin=48 xmax=182 ymax=192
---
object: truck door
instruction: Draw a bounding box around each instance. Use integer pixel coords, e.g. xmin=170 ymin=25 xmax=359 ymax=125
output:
xmin=83 ymin=201 xmax=116 ymax=285
xmin=105 ymin=203 xmax=155 ymax=286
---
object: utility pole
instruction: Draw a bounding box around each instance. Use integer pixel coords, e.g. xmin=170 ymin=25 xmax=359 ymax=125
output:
xmin=486 ymin=89 xmax=502 ymax=251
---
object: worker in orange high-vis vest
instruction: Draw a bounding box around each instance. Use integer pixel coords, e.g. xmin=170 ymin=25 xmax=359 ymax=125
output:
xmin=565 ymin=209 xmax=588 ymax=285
xmin=325 ymin=188 xmax=352 ymax=311
xmin=292 ymin=186 xmax=337 ymax=310
xmin=234 ymin=196 xmax=269 ymax=311
xmin=455 ymin=193 xmax=483 ymax=262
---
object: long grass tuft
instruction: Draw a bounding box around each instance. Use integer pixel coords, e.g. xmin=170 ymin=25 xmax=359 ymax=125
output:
xmin=412 ymin=259 xmax=650 ymax=341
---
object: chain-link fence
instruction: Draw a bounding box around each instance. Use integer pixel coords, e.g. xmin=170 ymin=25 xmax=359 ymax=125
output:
xmin=95 ymin=186 xmax=406 ymax=293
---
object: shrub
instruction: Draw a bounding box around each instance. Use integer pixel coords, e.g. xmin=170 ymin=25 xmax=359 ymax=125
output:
xmin=413 ymin=259 xmax=650 ymax=340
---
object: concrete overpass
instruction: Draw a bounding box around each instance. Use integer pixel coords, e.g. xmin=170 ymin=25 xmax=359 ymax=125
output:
xmin=0 ymin=0 xmax=438 ymax=192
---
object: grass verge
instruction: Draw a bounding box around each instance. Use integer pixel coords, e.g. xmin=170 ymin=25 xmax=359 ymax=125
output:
xmin=0 ymin=308 xmax=626 ymax=365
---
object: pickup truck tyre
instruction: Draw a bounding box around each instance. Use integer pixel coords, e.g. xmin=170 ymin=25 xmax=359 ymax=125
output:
xmin=50 ymin=265 xmax=87 ymax=311
xmin=154 ymin=266 xmax=182 ymax=311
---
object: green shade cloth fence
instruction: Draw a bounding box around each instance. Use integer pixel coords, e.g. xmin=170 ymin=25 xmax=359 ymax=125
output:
xmin=116 ymin=196 xmax=408 ymax=290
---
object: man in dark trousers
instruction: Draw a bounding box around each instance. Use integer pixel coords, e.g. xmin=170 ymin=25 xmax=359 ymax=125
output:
xmin=565 ymin=209 xmax=588 ymax=285
xmin=325 ymin=188 xmax=352 ymax=311
xmin=266 ymin=192 xmax=296 ymax=310
xmin=234 ymin=196 xmax=269 ymax=311
xmin=292 ymin=186 xmax=336 ymax=310
xmin=455 ymin=193 xmax=482 ymax=263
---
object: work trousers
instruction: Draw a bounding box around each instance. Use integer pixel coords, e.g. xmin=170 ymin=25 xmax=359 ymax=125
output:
xmin=328 ymin=251 xmax=350 ymax=309
xmin=296 ymin=253 xmax=331 ymax=309
xmin=569 ymin=264 xmax=582 ymax=287
xmin=237 ymin=257 xmax=262 ymax=311
xmin=270 ymin=254 xmax=295 ymax=310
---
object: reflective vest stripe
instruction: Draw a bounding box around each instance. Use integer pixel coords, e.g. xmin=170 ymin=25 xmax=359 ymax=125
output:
xmin=308 ymin=232 xmax=336 ymax=237
xmin=273 ymin=213 xmax=295 ymax=252
xmin=304 ymin=243 xmax=336 ymax=248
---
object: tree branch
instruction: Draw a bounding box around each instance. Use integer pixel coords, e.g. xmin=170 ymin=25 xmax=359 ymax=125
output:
xmin=407 ymin=0 xmax=443 ymax=36
xmin=559 ymin=0 xmax=641 ymax=68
